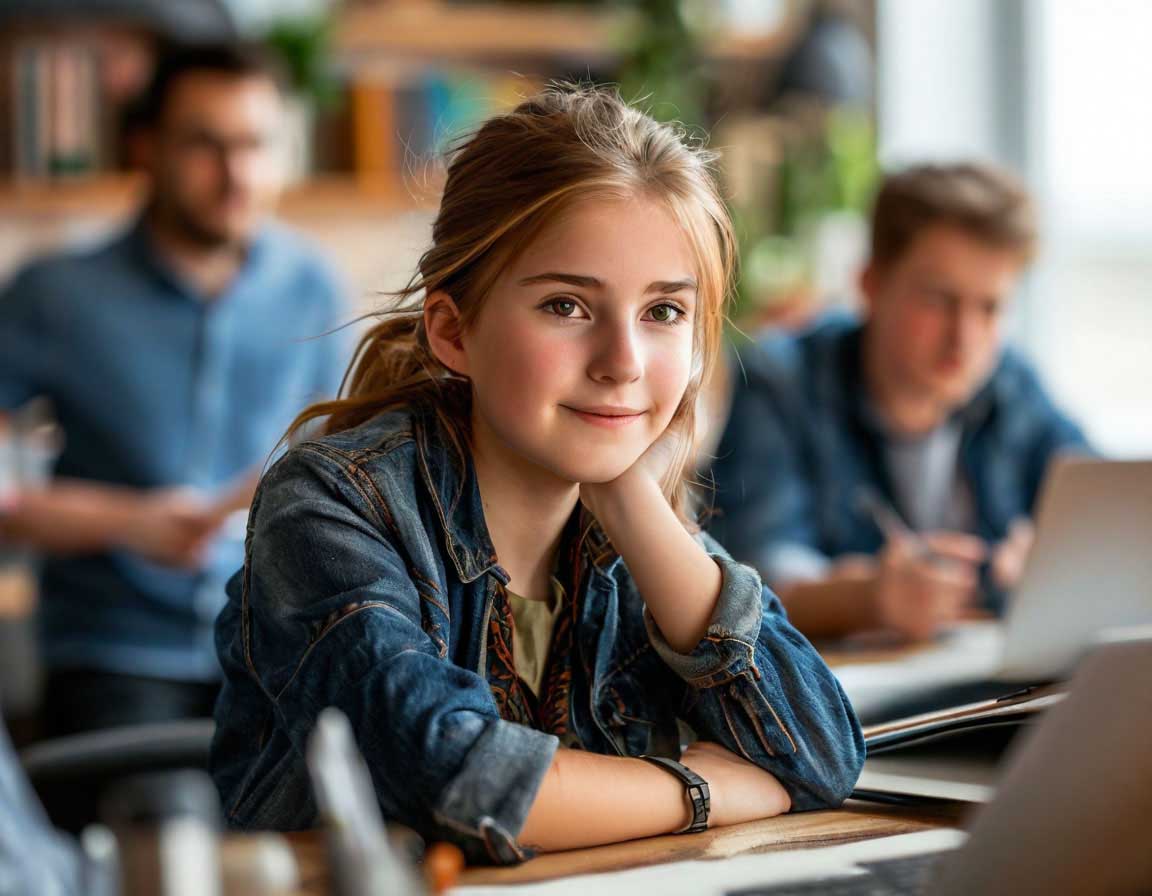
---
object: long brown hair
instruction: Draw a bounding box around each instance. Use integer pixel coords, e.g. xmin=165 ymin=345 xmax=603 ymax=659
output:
xmin=289 ymin=83 xmax=736 ymax=525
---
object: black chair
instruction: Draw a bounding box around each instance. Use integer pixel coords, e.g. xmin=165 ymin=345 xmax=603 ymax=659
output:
xmin=20 ymin=718 xmax=215 ymax=833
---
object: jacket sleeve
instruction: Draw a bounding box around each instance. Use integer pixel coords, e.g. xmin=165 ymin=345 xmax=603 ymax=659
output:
xmin=707 ymin=350 xmax=831 ymax=584
xmin=1012 ymin=356 xmax=1095 ymax=511
xmin=642 ymin=534 xmax=864 ymax=811
xmin=217 ymin=446 xmax=557 ymax=864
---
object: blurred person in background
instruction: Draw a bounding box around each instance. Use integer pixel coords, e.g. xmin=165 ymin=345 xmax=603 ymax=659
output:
xmin=0 ymin=703 xmax=84 ymax=893
xmin=708 ymin=163 xmax=1090 ymax=643
xmin=0 ymin=42 xmax=350 ymax=736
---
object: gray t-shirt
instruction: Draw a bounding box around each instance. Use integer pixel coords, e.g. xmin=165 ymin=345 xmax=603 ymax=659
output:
xmin=883 ymin=417 xmax=975 ymax=534
xmin=767 ymin=416 xmax=975 ymax=584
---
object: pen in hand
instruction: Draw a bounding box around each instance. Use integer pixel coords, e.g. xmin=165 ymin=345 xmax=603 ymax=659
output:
xmin=856 ymin=488 xmax=952 ymax=568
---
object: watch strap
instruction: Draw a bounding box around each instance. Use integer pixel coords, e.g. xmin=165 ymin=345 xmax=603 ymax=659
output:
xmin=639 ymin=755 xmax=710 ymax=834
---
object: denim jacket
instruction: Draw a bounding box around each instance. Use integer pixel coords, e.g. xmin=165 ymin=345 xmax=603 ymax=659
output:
xmin=211 ymin=405 xmax=864 ymax=864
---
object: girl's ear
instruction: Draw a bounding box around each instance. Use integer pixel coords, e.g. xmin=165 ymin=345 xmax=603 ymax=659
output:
xmin=424 ymin=290 xmax=470 ymax=377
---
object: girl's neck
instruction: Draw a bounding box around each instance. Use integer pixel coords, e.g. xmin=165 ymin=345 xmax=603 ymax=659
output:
xmin=470 ymin=414 xmax=580 ymax=601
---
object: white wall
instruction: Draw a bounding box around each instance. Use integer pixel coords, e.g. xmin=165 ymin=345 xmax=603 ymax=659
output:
xmin=875 ymin=0 xmax=1008 ymax=165
xmin=1027 ymin=0 xmax=1152 ymax=456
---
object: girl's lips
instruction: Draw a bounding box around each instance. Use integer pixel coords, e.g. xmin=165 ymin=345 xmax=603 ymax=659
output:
xmin=563 ymin=406 xmax=646 ymax=428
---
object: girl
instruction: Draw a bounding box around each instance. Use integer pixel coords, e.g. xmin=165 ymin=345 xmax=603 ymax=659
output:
xmin=211 ymin=85 xmax=863 ymax=864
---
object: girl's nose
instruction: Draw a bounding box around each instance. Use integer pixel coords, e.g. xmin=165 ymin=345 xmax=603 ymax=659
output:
xmin=587 ymin=321 xmax=642 ymax=385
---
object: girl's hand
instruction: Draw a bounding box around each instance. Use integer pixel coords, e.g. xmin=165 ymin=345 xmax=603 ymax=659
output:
xmin=574 ymin=412 xmax=722 ymax=655
xmin=679 ymin=741 xmax=792 ymax=827
xmin=578 ymin=418 xmax=686 ymax=521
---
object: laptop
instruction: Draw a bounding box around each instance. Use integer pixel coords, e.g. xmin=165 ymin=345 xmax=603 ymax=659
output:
xmin=851 ymin=457 xmax=1152 ymax=724
xmin=728 ymin=637 xmax=1152 ymax=895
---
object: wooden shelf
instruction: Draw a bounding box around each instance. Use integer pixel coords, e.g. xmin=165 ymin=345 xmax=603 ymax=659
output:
xmin=0 ymin=174 xmax=442 ymax=218
xmin=332 ymin=1 xmax=796 ymax=67
xmin=334 ymin=2 xmax=639 ymax=64
xmin=0 ymin=3 xmax=801 ymax=220
xmin=0 ymin=176 xmax=140 ymax=216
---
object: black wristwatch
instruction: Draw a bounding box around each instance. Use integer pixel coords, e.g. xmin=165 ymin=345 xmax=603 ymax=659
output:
xmin=639 ymin=755 xmax=710 ymax=834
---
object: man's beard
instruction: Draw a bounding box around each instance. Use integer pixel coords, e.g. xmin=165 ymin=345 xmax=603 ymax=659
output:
xmin=160 ymin=194 xmax=253 ymax=251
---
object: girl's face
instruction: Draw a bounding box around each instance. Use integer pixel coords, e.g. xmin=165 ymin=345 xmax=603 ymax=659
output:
xmin=460 ymin=196 xmax=699 ymax=485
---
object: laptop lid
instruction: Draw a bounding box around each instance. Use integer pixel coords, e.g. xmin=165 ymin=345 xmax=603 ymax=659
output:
xmin=934 ymin=638 xmax=1152 ymax=894
xmin=998 ymin=458 xmax=1152 ymax=681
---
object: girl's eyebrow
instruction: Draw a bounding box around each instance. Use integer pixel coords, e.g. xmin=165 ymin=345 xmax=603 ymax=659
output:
xmin=518 ymin=272 xmax=698 ymax=293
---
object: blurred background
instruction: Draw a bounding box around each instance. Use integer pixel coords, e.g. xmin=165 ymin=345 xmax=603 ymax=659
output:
xmin=2 ymin=0 xmax=1148 ymax=455
xmin=2 ymin=0 xmax=1142 ymax=866
xmin=0 ymin=0 xmax=1149 ymax=723
xmin=1 ymin=8 xmax=1150 ymax=887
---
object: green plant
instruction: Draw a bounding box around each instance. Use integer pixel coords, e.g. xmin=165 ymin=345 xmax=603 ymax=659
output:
xmin=263 ymin=15 xmax=340 ymax=109
xmin=732 ymin=107 xmax=877 ymax=320
xmin=617 ymin=0 xmax=705 ymax=128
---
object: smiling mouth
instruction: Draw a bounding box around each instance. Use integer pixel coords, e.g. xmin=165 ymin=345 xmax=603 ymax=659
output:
xmin=562 ymin=405 xmax=647 ymax=427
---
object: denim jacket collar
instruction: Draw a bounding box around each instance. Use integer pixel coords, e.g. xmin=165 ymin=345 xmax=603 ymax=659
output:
xmin=412 ymin=405 xmax=508 ymax=585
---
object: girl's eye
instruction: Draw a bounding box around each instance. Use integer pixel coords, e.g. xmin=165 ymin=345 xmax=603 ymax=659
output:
xmin=646 ymin=303 xmax=685 ymax=325
xmin=545 ymin=298 xmax=584 ymax=318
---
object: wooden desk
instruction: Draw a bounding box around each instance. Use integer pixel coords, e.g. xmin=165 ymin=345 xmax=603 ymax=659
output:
xmin=285 ymin=799 xmax=966 ymax=892
xmin=282 ymin=641 xmax=973 ymax=891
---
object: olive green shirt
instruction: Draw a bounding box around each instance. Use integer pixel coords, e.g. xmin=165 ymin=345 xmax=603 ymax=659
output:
xmin=506 ymin=577 xmax=564 ymax=697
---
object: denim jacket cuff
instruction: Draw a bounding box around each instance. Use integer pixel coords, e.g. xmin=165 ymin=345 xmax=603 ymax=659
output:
xmin=643 ymin=553 xmax=763 ymax=688
xmin=432 ymin=718 xmax=559 ymax=864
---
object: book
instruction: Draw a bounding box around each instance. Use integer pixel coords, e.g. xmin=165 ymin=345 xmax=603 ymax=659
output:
xmin=863 ymin=686 xmax=1066 ymax=755
xmin=9 ymin=41 xmax=101 ymax=180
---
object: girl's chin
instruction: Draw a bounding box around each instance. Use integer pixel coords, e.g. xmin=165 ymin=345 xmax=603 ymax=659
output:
xmin=546 ymin=456 xmax=642 ymax=486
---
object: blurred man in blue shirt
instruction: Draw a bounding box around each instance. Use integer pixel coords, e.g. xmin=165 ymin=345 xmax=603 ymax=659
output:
xmin=0 ymin=43 xmax=350 ymax=735
xmin=709 ymin=164 xmax=1089 ymax=643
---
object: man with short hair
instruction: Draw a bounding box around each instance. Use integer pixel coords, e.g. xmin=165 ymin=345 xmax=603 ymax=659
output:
xmin=709 ymin=163 xmax=1089 ymax=642
xmin=0 ymin=42 xmax=350 ymax=734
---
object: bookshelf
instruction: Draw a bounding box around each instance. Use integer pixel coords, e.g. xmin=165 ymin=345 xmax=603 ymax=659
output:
xmin=0 ymin=1 xmax=805 ymax=296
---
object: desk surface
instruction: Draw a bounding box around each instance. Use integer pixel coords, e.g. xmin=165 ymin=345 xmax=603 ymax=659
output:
xmin=285 ymin=799 xmax=967 ymax=892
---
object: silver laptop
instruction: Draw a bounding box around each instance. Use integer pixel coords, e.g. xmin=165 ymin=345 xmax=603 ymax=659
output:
xmin=931 ymin=636 xmax=1152 ymax=893
xmin=728 ymin=638 xmax=1152 ymax=895
xmin=997 ymin=457 xmax=1152 ymax=680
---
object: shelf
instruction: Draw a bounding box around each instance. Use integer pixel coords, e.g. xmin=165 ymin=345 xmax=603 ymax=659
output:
xmin=0 ymin=175 xmax=442 ymax=218
xmin=334 ymin=2 xmax=639 ymax=64
xmin=332 ymin=1 xmax=796 ymax=67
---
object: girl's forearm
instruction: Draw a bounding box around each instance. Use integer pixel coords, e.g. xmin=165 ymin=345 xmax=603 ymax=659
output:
xmin=519 ymin=748 xmax=690 ymax=850
xmin=588 ymin=474 xmax=722 ymax=654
